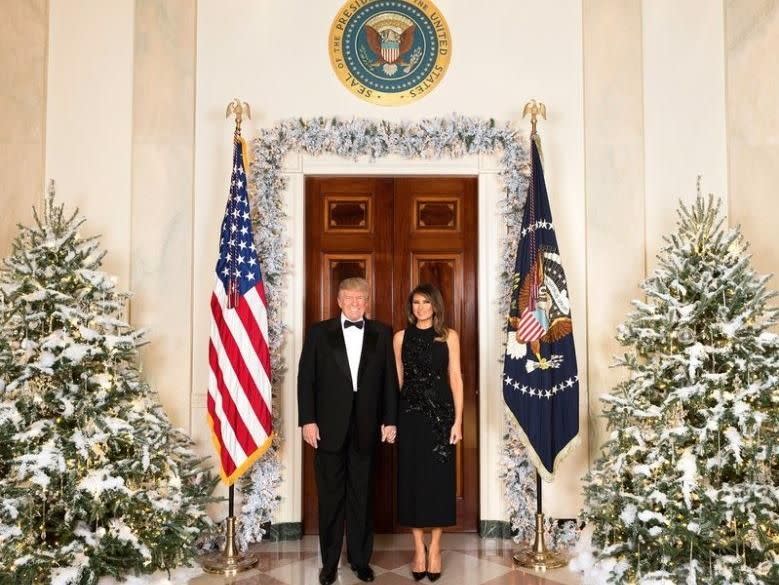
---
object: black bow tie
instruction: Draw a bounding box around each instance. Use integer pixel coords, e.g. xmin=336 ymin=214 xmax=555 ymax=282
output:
xmin=344 ymin=320 xmax=364 ymax=329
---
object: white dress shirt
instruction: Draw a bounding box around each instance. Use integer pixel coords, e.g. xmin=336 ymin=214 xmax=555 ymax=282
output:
xmin=341 ymin=313 xmax=364 ymax=391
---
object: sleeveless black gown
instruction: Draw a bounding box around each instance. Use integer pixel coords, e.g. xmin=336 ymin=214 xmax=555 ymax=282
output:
xmin=397 ymin=325 xmax=456 ymax=527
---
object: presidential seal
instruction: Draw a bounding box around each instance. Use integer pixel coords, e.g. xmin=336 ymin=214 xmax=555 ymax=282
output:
xmin=329 ymin=0 xmax=451 ymax=106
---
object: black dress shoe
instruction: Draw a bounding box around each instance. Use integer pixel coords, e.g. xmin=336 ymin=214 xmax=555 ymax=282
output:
xmin=351 ymin=564 xmax=375 ymax=582
xmin=319 ymin=568 xmax=337 ymax=585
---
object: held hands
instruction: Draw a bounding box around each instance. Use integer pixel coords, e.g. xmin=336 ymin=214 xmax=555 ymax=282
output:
xmin=381 ymin=424 xmax=397 ymax=444
xmin=449 ymin=422 xmax=462 ymax=445
xmin=302 ymin=423 xmax=320 ymax=449
xmin=306 ymin=424 xmax=397 ymax=447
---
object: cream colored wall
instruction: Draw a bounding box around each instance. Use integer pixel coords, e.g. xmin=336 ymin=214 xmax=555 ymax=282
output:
xmin=582 ymin=0 xmax=646 ymax=458
xmin=130 ymin=0 xmax=196 ymax=433
xmin=6 ymin=0 xmax=775 ymax=530
xmin=642 ymin=0 xmax=729 ymax=261
xmin=0 ymin=0 xmax=48 ymax=256
xmin=726 ymin=1 xmax=779 ymax=290
xmin=44 ymin=0 xmax=135 ymax=286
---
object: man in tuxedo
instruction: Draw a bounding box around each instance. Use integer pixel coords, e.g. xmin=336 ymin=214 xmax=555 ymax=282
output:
xmin=298 ymin=277 xmax=398 ymax=585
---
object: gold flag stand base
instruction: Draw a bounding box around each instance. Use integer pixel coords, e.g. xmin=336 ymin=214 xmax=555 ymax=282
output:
xmin=513 ymin=512 xmax=568 ymax=571
xmin=199 ymin=515 xmax=258 ymax=576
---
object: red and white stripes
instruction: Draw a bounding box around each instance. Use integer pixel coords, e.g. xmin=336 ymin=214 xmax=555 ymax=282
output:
xmin=207 ymin=278 xmax=273 ymax=485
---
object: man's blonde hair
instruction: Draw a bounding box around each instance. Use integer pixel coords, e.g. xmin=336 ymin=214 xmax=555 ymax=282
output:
xmin=338 ymin=277 xmax=370 ymax=296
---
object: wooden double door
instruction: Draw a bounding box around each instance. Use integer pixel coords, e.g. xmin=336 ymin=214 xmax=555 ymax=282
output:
xmin=303 ymin=176 xmax=479 ymax=533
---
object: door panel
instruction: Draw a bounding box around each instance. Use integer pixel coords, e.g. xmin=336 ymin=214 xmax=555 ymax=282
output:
xmin=303 ymin=177 xmax=394 ymax=535
xmin=303 ymin=176 xmax=478 ymax=533
xmin=323 ymin=255 xmax=373 ymax=319
xmin=394 ymin=178 xmax=479 ymax=531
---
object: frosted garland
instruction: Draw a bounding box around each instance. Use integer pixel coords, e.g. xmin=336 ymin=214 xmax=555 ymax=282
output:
xmin=235 ymin=136 xmax=287 ymax=547
xmin=239 ymin=115 xmax=576 ymax=547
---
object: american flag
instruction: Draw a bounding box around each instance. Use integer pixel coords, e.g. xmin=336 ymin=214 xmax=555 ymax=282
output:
xmin=207 ymin=137 xmax=273 ymax=485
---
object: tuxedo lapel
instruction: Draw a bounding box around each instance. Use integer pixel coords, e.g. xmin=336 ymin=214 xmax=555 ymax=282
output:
xmin=326 ymin=319 xmax=353 ymax=386
xmin=357 ymin=319 xmax=378 ymax=387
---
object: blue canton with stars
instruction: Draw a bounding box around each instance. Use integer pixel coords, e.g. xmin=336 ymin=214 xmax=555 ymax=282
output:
xmin=215 ymin=139 xmax=263 ymax=299
xmin=341 ymin=0 xmax=439 ymax=93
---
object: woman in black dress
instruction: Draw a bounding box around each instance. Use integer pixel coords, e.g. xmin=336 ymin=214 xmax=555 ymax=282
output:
xmin=394 ymin=284 xmax=463 ymax=581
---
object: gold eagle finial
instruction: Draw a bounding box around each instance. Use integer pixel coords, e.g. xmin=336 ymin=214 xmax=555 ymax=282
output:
xmin=225 ymin=98 xmax=251 ymax=133
xmin=522 ymin=100 xmax=546 ymax=137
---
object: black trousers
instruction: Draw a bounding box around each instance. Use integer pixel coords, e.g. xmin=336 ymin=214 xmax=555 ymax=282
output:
xmin=314 ymin=410 xmax=374 ymax=572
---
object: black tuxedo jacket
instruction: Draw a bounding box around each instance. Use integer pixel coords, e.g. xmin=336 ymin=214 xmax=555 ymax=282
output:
xmin=297 ymin=317 xmax=398 ymax=453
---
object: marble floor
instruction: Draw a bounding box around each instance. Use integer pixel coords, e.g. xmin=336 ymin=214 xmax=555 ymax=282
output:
xmin=187 ymin=534 xmax=582 ymax=585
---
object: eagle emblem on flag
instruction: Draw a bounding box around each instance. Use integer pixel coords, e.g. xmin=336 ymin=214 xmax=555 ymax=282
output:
xmin=510 ymin=249 xmax=573 ymax=365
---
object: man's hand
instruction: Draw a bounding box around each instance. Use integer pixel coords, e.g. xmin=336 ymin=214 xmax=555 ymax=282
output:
xmin=302 ymin=423 xmax=320 ymax=449
xmin=381 ymin=424 xmax=397 ymax=444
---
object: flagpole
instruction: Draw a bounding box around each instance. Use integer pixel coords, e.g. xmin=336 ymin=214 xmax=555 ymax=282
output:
xmin=513 ymin=470 xmax=567 ymax=570
xmin=199 ymin=99 xmax=259 ymax=576
xmin=201 ymin=486 xmax=259 ymax=575
xmin=537 ymin=472 xmax=542 ymax=516
xmin=512 ymin=101 xmax=567 ymax=571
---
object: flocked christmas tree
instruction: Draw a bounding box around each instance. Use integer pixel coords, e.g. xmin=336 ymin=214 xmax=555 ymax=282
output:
xmin=0 ymin=187 xmax=216 ymax=585
xmin=581 ymin=190 xmax=779 ymax=584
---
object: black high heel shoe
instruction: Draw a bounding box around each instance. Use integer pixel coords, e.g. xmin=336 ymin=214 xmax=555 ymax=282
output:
xmin=411 ymin=545 xmax=426 ymax=581
xmin=426 ymin=547 xmax=441 ymax=582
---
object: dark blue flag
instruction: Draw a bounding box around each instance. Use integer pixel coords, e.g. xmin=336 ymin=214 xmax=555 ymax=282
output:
xmin=502 ymin=136 xmax=579 ymax=480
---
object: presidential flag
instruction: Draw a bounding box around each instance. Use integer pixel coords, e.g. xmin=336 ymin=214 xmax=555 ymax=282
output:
xmin=207 ymin=137 xmax=273 ymax=485
xmin=502 ymin=136 xmax=579 ymax=481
